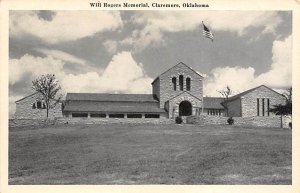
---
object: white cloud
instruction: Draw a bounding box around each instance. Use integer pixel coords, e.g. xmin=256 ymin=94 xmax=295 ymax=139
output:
xmin=9 ymin=54 xmax=65 ymax=85
xmin=255 ymin=35 xmax=292 ymax=88
xmin=10 ymin=51 xmax=152 ymax=115
xmin=37 ymin=48 xmax=88 ymax=65
xmin=36 ymin=48 xmax=103 ymax=74
xmin=204 ymin=66 xmax=256 ymax=97
xmin=10 ymin=11 xmax=123 ymax=44
xmin=124 ymin=11 xmax=282 ymax=49
xmin=61 ymin=51 xmax=152 ymax=94
xmin=204 ymin=35 xmax=292 ymax=96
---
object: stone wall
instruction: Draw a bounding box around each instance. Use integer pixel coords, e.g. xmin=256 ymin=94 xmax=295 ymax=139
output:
xmin=14 ymin=93 xmax=63 ymax=119
xmin=241 ymin=86 xmax=286 ymax=117
xmin=56 ymin=117 xmax=174 ymax=124
xmin=152 ymin=78 xmax=160 ymax=100
xmin=234 ymin=116 xmax=282 ymax=128
xmin=226 ymin=98 xmax=241 ymax=117
xmin=9 ymin=119 xmax=56 ymax=127
xmin=187 ymin=115 xmax=228 ymax=126
xmin=187 ymin=115 xmax=285 ymax=128
xmin=158 ymin=62 xmax=203 ymax=108
xmin=167 ymin=92 xmax=202 ymax=118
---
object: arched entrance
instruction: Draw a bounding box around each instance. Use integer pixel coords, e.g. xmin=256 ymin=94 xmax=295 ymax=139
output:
xmin=179 ymin=101 xmax=192 ymax=116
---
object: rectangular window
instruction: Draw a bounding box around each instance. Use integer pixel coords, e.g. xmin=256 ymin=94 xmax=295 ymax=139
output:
xmin=179 ymin=75 xmax=183 ymax=91
xmin=145 ymin=114 xmax=160 ymax=118
xmin=262 ymin=98 xmax=265 ymax=116
xmin=37 ymin=101 xmax=42 ymax=109
xmin=267 ymin=99 xmax=270 ymax=116
xmin=257 ymin=98 xmax=260 ymax=116
xmin=90 ymin=113 xmax=106 ymax=118
xmin=72 ymin=113 xmax=88 ymax=118
xmin=172 ymin=77 xmax=176 ymax=91
xmin=127 ymin=114 xmax=142 ymax=118
xmin=109 ymin=114 xmax=124 ymax=118
xmin=186 ymin=78 xmax=191 ymax=91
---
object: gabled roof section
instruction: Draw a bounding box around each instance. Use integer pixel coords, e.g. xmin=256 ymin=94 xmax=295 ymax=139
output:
xmin=64 ymin=101 xmax=165 ymax=113
xmin=151 ymin=62 xmax=203 ymax=84
xmin=66 ymin=93 xmax=158 ymax=102
xmin=203 ymin=97 xmax=224 ymax=109
xmin=15 ymin=92 xmax=38 ymax=103
xmin=167 ymin=91 xmax=203 ymax=102
xmin=224 ymin=85 xmax=285 ymax=103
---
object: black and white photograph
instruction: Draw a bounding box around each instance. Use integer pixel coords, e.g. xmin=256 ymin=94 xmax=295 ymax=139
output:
xmin=4 ymin=4 xmax=296 ymax=187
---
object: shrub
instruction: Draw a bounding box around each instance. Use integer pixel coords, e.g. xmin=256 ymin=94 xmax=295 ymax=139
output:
xmin=175 ymin=116 xmax=183 ymax=124
xmin=227 ymin=117 xmax=234 ymax=125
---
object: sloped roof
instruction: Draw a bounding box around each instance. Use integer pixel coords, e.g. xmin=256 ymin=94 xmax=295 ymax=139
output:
xmin=167 ymin=92 xmax=224 ymax=109
xmin=203 ymin=97 xmax=224 ymax=109
xmin=66 ymin=93 xmax=158 ymax=102
xmin=151 ymin=62 xmax=203 ymax=84
xmin=224 ymin=85 xmax=284 ymax=103
xmin=15 ymin=92 xmax=38 ymax=103
xmin=64 ymin=101 xmax=165 ymax=113
xmin=167 ymin=91 xmax=202 ymax=102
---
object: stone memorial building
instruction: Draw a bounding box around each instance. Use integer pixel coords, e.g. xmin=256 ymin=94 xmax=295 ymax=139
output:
xmin=14 ymin=62 xmax=286 ymax=124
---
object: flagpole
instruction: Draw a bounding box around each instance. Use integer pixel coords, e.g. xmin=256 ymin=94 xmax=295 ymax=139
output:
xmin=201 ymin=21 xmax=213 ymax=115
xmin=201 ymin=22 xmax=204 ymax=115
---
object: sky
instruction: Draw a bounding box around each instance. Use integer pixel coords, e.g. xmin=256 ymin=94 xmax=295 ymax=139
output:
xmin=9 ymin=10 xmax=292 ymax=116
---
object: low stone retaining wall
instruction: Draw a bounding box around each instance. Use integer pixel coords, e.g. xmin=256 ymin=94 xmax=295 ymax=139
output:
xmin=187 ymin=115 xmax=227 ymax=125
xmin=56 ymin=117 xmax=174 ymax=125
xmin=9 ymin=119 xmax=56 ymax=127
xmin=187 ymin=115 xmax=285 ymax=128
xmin=9 ymin=117 xmax=174 ymax=127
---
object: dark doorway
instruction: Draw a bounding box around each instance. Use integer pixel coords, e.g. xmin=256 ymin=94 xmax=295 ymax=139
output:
xmin=179 ymin=101 xmax=192 ymax=116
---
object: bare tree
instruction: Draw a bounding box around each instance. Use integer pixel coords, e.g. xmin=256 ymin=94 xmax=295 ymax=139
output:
xmin=218 ymin=86 xmax=233 ymax=117
xmin=32 ymin=74 xmax=62 ymax=118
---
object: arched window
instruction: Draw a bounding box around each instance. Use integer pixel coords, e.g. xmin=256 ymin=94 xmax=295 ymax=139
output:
xmin=186 ymin=77 xmax=191 ymax=91
xmin=172 ymin=77 xmax=176 ymax=91
xmin=179 ymin=75 xmax=183 ymax=91
xmin=37 ymin=101 xmax=42 ymax=109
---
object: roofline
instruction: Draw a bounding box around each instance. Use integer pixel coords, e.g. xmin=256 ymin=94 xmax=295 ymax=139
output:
xmin=15 ymin=92 xmax=38 ymax=103
xmin=63 ymin=110 xmax=166 ymax=113
xmin=66 ymin=93 xmax=154 ymax=95
xmin=66 ymin=93 xmax=158 ymax=102
xmin=151 ymin=77 xmax=159 ymax=85
xmin=203 ymin=97 xmax=224 ymax=100
xmin=151 ymin=62 xmax=203 ymax=84
xmin=15 ymin=92 xmax=63 ymax=103
xmin=223 ymin=85 xmax=285 ymax=103
xmin=167 ymin=91 xmax=202 ymax=102
xmin=66 ymin=100 xmax=158 ymax=103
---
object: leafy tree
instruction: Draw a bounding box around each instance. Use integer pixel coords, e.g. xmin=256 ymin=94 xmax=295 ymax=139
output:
xmin=218 ymin=86 xmax=233 ymax=117
xmin=269 ymin=87 xmax=292 ymax=116
xmin=269 ymin=87 xmax=292 ymax=128
xmin=32 ymin=74 xmax=62 ymax=118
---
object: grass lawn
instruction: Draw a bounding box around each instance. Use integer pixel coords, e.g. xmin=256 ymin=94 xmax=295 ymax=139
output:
xmin=9 ymin=123 xmax=292 ymax=184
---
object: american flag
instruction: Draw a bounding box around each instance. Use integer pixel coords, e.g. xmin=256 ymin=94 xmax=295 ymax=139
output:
xmin=202 ymin=22 xmax=214 ymax=41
